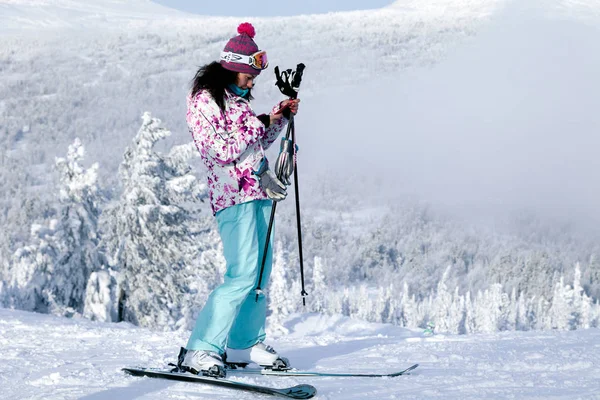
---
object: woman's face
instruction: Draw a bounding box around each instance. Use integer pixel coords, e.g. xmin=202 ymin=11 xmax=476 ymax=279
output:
xmin=236 ymin=73 xmax=257 ymax=90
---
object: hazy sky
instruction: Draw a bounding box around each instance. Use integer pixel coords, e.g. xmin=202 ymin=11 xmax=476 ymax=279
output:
xmin=296 ymin=6 xmax=600 ymax=226
xmin=152 ymin=0 xmax=393 ymax=16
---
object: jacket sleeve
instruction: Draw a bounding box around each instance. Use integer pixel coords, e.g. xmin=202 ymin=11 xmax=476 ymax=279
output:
xmin=187 ymin=91 xmax=264 ymax=165
xmin=259 ymin=103 xmax=289 ymax=150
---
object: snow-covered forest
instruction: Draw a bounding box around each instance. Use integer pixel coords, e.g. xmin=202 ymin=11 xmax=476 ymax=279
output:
xmin=2 ymin=0 xmax=600 ymax=334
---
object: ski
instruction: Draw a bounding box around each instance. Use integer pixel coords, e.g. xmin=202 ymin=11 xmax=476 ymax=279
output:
xmin=122 ymin=367 xmax=317 ymax=399
xmin=226 ymin=363 xmax=419 ymax=378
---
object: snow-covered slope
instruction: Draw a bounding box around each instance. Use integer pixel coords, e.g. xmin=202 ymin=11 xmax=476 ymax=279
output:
xmin=2 ymin=308 xmax=600 ymax=399
xmin=0 ymin=0 xmax=186 ymax=31
xmin=387 ymin=0 xmax=600 ymax=13
xmin=386 ymin=0 xmax=505 ymax=16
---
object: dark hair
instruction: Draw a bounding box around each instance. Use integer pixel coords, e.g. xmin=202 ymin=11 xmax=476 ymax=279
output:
xmin=190 ymin=61 xmax=253 ymax=111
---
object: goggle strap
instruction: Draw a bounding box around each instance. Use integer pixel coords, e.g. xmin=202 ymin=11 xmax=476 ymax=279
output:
xmin=220 ymin=52 xmax=249 ymax=63
xmin=220 ymin=51 xmax=267 ymax=70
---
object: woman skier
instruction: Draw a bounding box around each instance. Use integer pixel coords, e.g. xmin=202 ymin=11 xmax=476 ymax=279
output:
xmin=179 ymin=22 xmax=300 ymax=378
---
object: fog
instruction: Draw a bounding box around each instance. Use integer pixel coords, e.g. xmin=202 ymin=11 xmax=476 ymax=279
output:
xmin=298 ymin=7 xmax=600 ymax=227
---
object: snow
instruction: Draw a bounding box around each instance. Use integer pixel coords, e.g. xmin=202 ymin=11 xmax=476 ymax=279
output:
xmin=0 ymin=0 xmax=186 ymax=31
xmin=386 ymin=0 xmax=600 ymax=19
xmin=1 ymin=308 xmax=600 ymax=399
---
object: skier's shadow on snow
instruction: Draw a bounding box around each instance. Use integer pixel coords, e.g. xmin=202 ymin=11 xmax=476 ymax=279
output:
xmin=78 ymin=376 xmax=174 ymax=400
xmin=284 ymin=338 xmax=392 ymax=370
xmin=280 ymin=317 xmax=407 ymax=370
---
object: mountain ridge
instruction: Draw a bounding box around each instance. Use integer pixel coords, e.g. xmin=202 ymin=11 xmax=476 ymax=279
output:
xmin=0 ymin=0 xmax=187 ymax=31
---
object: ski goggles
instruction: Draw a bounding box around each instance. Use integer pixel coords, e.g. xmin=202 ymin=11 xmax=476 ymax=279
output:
xmin=220 ymin=50 xmax=269 ymax=70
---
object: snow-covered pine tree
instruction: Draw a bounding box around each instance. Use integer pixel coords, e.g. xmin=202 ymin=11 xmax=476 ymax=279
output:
xmin=571 ymin=263 xmax=592 ymax=329
xmin=83 ymin=268 xmax=119 ymax=322
xmin=398 ymin=282 xmax=418 ymax=327
xmin=427 ymin=266 xmax=467 ymax=333
xmin=268 ymin=241 xmax=290 ymax=334
xmin=310 ymin=256 xmax=326 ymax=313
xmin=452 ymin=286 xmax=467 ymax=333
xmin=6 ymin=138 xmax=104 ymax=316
xmin=585 ymin=254 xmax=600 ymax=298
xmin=506 ymin=287 xmax=518 ymax=331
xmin=353 ymin=284 xmax=372 ymax=321
xmin=328 ymin=283 xmax=345 ymax=316
xmin=49 ymin=138 xmax=105 ymax=315
xmin=341 ymin=287 xmax=351 ymax=317
xmin=103 ymin=112 xmax=211 ymax=330
xmin=515 ymin=290 xmax=529 ymax=331
xmin=464 ymin=291 xmax=476 ymax=333
xmin=6 ymin=222 xmax=58 ymax=312
xmin=430 ymin=266 xmax=453 ymax=333
xmin=383 ymin=283 xmax=397 ymax=324
xmin=372 ymin=285 xmax=389 ymax=323
xmin=477 ymin=284 xmax=510 ymax=333
xmin=548 ymin=275 xmax=573 ymax=330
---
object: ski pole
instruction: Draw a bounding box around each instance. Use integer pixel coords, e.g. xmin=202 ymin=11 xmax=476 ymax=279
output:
xmin=290 ymin=115 xmax=308 ymax=306
xmin=254 ymin=64 xmax=307 ymax=304
xmin=254 ymin=117 xmax=293 ymax=302
xmin=254 ymin=202 xmax=278 ymax=301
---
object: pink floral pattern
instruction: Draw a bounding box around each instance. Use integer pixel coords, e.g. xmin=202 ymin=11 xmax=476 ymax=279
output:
xmin=187 ymin=89 xmax=287 ymax=215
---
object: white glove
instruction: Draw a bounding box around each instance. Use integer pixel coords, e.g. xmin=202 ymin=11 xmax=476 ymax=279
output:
xmin=253 ymin=158 xmax=287 ymax=201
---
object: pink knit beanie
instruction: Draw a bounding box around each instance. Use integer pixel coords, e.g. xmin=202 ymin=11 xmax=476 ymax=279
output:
xmin=220 ymin=23 xmax=265 ymax=75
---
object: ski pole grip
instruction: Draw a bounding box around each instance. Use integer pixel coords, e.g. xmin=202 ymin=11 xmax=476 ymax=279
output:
xmin=274 ymin=63 xmax=306 ymax=99
xmin=291 ymin=63 xmax=305 ymax=94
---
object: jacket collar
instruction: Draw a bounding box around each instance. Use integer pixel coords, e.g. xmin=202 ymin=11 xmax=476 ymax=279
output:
xmin=225 ymin=88 xmax=250 ymax=104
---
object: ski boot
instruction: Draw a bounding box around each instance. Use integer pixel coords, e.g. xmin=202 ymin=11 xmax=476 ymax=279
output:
xmin=225 ymin=342 xmax=290 ymax=370
xmin=178 ymin=347 xmax=226 ymax=378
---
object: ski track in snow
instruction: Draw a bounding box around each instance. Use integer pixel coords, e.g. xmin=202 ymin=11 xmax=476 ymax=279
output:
xmin=1 ymin=309 xmax=600 ymax=399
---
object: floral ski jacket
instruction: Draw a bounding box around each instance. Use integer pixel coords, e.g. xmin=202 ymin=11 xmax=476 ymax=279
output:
xmin=187 ymin=88 xmax=288 ymax=215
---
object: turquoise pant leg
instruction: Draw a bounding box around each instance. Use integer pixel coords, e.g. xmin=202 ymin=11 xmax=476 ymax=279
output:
xmin=186 ymin=200 xmax=270 ymax=354
xmin=228 ymin=200 xmax=274 ymax=349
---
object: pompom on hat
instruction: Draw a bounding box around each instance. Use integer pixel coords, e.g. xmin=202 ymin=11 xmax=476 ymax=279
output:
xmin=220 ymin=22 xmax=267 ymax=75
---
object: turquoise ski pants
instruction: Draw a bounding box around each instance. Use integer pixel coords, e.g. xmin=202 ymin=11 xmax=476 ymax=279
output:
xmin=186 ymin=199 xmax=274 ymax=354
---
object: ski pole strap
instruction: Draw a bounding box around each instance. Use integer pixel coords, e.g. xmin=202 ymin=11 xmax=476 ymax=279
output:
xmin=279 ymin=138 xmax=299 ymax=154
